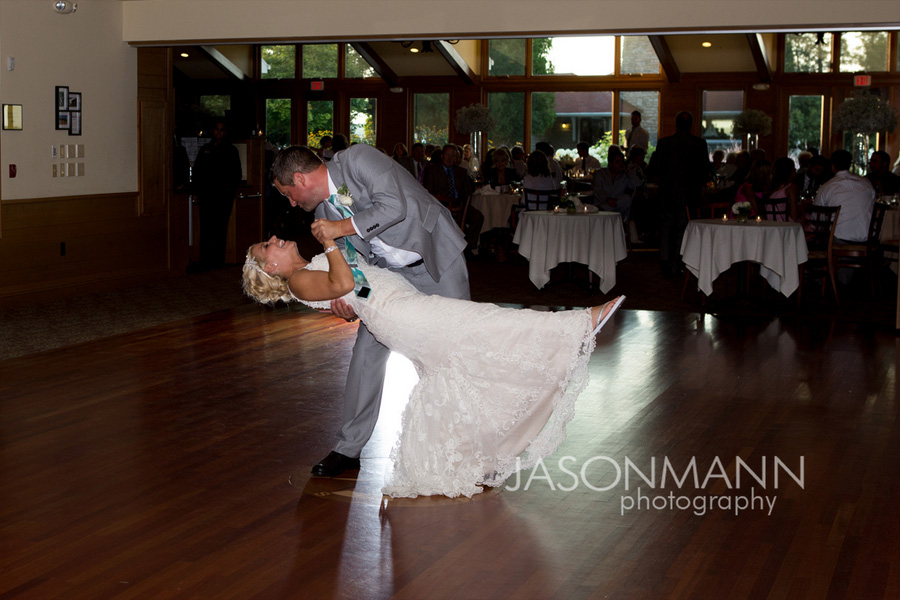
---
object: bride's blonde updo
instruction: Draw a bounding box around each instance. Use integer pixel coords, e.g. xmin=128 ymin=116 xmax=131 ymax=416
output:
xmin=241 ymin=248 xmax=293 ymax=304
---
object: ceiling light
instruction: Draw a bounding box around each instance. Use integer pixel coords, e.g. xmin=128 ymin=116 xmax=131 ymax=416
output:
xmin=180 ymin=52 xmax=190 ymax=58
xmin=410 ymin=47 xmax=419 ymax=53
xmin=701 ymin=41 xmax=712 ymax=48
xmin=52 ymin=0 xmax=77 ymax=14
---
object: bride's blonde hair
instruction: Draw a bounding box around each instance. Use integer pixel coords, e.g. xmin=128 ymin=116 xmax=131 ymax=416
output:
xmin=241 ymin=247 xmax=293 ymax=304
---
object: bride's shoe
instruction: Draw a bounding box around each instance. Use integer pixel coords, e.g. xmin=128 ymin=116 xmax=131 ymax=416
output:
xmin=592 ymin=296 xmax=625 ymax=336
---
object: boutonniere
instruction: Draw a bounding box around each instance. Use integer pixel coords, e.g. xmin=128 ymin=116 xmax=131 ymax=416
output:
xmin=336 ymin=183 xmax=354 ymax=207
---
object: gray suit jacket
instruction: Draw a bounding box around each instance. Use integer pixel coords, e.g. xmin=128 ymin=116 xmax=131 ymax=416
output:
xmin=316 ymin=144 xmax=466 ymax=283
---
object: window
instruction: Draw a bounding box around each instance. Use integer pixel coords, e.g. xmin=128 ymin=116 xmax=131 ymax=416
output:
xmin=532 ymin=91 xmax=612 ymax=156
xmin=414 ymin=93 xmax=449 ymax=145
xmin=701 ymin=90 xmax=743 ymax=152
xmin=307 ymin=100 xmax=333 ymax=148
xmin=839 ymin=31 xmax=890 ymax=72
xmin=788 ymin=95 xmax=824 ymax=161
xmin=200 ymin=95 xmax=230 ymax=118
xmin=532 ymin=36 xmax=615 ymax=76
xmin=260 ymin=45 xmax=295 ymax=79
xmin=784 ymin=33 xmax=833 ymax=73
xmin=302 ymin=44 xmax=338 ymax=79
xmin=350 ymin=98 xmax=376 ymax=146
xmin=488 ymin=39 xmax=526 ymax=76
xmin=345 ymin=46 xmax=376 ymax=78
xmin=618 ymin=91 xmax=659 ymax=150
xmin=265 ymin=98 xmax=291 ymax=149
xmin=488 ymin=92 xmax=525 ymax=148
xmin=620 ymin=36 xmax=660 ymax=75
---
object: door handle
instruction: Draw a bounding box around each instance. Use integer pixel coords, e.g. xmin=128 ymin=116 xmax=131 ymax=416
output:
xmin=238 ymin=193 xmax=262 ymax=199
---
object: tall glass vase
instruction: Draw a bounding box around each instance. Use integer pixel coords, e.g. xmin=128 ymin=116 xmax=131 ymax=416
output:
xmin=853 ymin=132 xmax=869 ymax=176
xmin=469 ymin=130 xmax=482 ymax=166
xmin=746 ymin=133 xmax=759 ymax=151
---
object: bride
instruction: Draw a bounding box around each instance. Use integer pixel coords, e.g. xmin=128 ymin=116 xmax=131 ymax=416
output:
xmin=242 ymin=228 xmax=625 ymax=499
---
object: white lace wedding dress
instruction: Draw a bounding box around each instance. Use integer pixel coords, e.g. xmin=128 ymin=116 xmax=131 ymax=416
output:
xmin=298 ymin=253 xmax=597 ymax=498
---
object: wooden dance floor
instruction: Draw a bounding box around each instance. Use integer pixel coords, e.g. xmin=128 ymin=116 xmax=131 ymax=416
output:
xmin=1 ymin=303 xmax=899 ymax=599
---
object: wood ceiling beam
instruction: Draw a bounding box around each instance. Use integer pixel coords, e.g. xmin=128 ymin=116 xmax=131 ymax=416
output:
xmin=746 ymin=33 xmax=772 ymax=82
xmin=433 ymin=41 xmax=475 ymax=85
xmin=350 ymin=42 xmax=399 ymax=87
xmin=648 ymin=35 xmax=680 ymax=83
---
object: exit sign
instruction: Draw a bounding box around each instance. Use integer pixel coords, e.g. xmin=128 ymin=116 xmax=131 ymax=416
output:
xmin=310 ymin=80 xmax=324 ymax=91
xmin=854 ymin=75 xmax=872 ymax=87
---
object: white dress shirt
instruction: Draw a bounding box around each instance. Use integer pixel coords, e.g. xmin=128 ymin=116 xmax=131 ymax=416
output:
xmin=626 ymin=126 xmax=650 ymax=151
xmin=814 ymin=170 xmax=875 ymax=243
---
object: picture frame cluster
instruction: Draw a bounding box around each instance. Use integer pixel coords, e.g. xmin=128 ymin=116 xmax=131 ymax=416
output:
xmin=55 ymin=86 xmax=81 ymax=136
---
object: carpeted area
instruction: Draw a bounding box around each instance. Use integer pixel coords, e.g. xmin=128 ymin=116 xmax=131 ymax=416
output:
xmin=1 ymin=235 xmax=896 ymax=361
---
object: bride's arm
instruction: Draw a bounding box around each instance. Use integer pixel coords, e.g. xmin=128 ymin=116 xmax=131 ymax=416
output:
xmin=286 ymin=239 xmax=355 ymax=302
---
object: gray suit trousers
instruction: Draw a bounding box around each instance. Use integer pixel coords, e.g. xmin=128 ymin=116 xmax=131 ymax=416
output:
xmin=333 ymin=253 xmax=470 ymax=458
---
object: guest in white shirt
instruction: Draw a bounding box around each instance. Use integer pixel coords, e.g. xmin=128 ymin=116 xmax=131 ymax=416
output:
xmin=625 ymin=111 xmax=650 ymax=152
xmin=814 ymin=149 xmax=875 ymax=244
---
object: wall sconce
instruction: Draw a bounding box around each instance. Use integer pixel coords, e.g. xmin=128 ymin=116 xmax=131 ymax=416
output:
xmin=560 ymin=123 xmax=571 ymax=131
xmin=52 ymin=0 xmax=77 ymax=14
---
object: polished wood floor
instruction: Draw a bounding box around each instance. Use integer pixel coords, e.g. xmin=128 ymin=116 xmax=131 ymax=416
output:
xmin=1 ymin=303 xmax=898 ymax=599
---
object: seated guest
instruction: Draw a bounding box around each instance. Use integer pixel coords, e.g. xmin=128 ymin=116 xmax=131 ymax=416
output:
xmin=483 ymin=147 xmax=519 ymax=190
xmin=711 ymin=149 xmax=726 ymax=175
xmin=535 ymin=141 xmax=564 ymax=187
xmin=591 ymin=147 xmax=642 ymax=221
xmin=319 ymin=135 xmax=334 ymax=160
xmin=422 ymin=144 xmax=484 ymax=254
xmin=521 ymin=151 xmax=558 ymax=211
xmin=510 ymin=146 xmax=528 ymax=179
xmin=331 ymin=134 xmax=349 ymax=153
xmin=795 ymin=154 xmax=831 ymax=199
xmin=765 ymin=157 xmax=801 ymax=221
xmin=867 ymin=151 xmax=900 ymax=196
xmin=814 ymin=149 xmax=875 ymax=244
xmin=718 ymin=152 xmax=738 ymax=179
xmin=735 ymin=160 xmax=772 ymax=216
xmin=460 ymin=143 xmax=479 ymax=177
xmin=575 ymin=142 xmax=602 ymax=175
xmin=391 ymin=142 xmax=408 ymax=161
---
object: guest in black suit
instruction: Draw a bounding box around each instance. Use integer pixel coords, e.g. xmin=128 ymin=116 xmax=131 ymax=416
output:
xmin=646 ymin=111 xmax=710 ymax=276
xmin=423 ymin=144 xmax=484 ymax=253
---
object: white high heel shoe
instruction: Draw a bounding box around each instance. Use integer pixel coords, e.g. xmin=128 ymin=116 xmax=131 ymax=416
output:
xmin=592 ymin=296 xmax=625 ymax=336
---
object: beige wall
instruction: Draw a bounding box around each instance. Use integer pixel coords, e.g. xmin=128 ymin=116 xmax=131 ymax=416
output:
xmin=122 ymin=0 xmax=900 ymax=43
xmin=0 ymin=0 xmax=137 ymax=201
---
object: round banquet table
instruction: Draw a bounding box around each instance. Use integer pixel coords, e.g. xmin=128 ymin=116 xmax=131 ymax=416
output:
xmin=680 ymin=219 xmax=809 ymax=297
xmin=512 ymin=209 xmax=627 ymax=293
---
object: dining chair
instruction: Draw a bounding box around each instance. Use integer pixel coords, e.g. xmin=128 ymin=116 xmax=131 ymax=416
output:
xmin=799 ymin=204 xmax=841 ymax=305
xmin=433 ymin=193 xmax=468 ymax=230
xmin=522 ymin=188 xmax=562 ymax=211
xmin=757 ymin=198 xmax=789 ymax=221
xmin=690 ymin=201 xmax=732 ymax=219
xmin=830 ymin=202 xmax=888 ymax=298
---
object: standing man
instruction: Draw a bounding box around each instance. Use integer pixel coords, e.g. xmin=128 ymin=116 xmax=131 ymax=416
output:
xmin=193 ymin=119 xmax=242 ymax=269
xmin=270 ymin=144 xmax=470 ymax=477
xmin=646 ymin=111 xmax=710 ymax=276
xmin=625 ymin=110 xmax=650 ymax=152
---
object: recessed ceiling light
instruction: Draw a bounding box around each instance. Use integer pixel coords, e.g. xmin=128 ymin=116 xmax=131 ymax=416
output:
xmin=701 ymin=41 xmax=713 ymax=48
xmin=410 ymin=47 xmax=419 ymax=53
xmin=180 ymin=52 xmax=189 ymax=58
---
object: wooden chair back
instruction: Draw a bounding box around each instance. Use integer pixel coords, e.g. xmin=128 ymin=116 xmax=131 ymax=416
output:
xmin=522 ymin=188 xmax=562 ymax=211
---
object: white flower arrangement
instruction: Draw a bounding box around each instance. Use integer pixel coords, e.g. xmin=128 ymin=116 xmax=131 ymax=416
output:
xmin=454 ymin=104 xmax=497 ymax=134
xmin=833 ymin=96 xmax=899 ymax=134
xmin=732 ymin=201 xmax=752 ymax=217
xmin=731 ymin=109 xmax=772 ymax=137
xmin=556 ymin=151 xmax=577 ymax=170
xmin=336 ymin=183 xmax=354 ymax=206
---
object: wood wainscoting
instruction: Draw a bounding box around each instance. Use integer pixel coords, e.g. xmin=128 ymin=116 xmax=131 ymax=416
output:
xmin=0 ymin=192 xmax=171 ymax=306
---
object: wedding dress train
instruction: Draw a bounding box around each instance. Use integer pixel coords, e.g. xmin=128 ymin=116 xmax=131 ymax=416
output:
xmin=299 ymin=254 xmax=599 ymax=498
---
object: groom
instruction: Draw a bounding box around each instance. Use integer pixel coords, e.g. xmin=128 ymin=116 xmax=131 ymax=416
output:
xmin=270 ymin=144 xmax=471 ymax=477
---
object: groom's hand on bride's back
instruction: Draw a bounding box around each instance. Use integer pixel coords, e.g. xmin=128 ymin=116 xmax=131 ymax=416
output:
xmin=330 ymin=299 xmax=358 ymax=322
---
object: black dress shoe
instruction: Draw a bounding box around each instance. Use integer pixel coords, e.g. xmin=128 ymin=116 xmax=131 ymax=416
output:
xmin=311 ymin=451 xmax=361 ymax=477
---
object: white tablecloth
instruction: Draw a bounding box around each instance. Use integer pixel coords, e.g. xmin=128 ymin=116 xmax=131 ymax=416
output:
xmin=680 ymin=219 xmax=809 ymax=297
xmin=512 ymin=210 xmax=627 ymax=293
xmin=471 ymin=190 xmax=521 ymax=232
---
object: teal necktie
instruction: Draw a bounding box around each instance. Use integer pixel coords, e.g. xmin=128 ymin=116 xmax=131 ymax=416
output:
xmin=326 ymin=194 xmax=371 ymax=298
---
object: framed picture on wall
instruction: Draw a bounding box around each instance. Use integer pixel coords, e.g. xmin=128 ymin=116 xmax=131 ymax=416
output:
xmin=2 ymin=104 xmax=23 ymax=130
xmin=57 ymin=111 xmax=70 ymax=131
xmin=69 ymin=111 xmax=81 ymax=136
xmin=68 ymin=92 xmax=81 ymax=111
xmin=56 ymin=86 xmax=69 ymax=111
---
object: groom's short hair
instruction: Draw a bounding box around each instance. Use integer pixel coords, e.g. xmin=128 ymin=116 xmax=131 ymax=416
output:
xmin=270 ymin=146 xmax=323 ymax=186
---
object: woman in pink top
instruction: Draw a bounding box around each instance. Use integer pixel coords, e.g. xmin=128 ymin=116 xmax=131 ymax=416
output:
xmin=765 ymin=157 xmax=801 ymax=222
